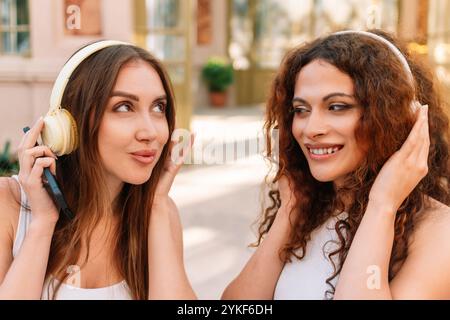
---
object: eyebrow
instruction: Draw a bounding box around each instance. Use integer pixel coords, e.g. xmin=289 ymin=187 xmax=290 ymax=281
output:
xmin=292 ymin=93 xmax=355 ymax=105
xmin=110 ymin=91 xmax=168 ymax=103
xmin=153 ymin=95 xmax=168 ymax=102
xmin=111 ymin=91 xmax=139 ymax=101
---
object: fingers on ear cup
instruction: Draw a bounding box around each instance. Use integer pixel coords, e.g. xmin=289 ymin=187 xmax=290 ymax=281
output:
xmin=41 ymin=108 xmax=78 ymax=156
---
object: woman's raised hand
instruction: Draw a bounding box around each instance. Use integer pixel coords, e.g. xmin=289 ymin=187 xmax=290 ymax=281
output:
xmin=17 ymin=117 xmax=59 ymax=226
xmin=368 ymin=105 xmax=430 ymax=214
xmin=153 ymin=132 xmax=195 ymax=207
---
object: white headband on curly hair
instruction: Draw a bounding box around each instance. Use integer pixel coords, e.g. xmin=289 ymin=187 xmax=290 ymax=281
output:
xmin=332 ymin=30 xmax=421 ymax=112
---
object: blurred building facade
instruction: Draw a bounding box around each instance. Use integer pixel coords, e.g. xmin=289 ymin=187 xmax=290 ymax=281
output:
xmin=0 ymin=0 xmax=449 ymax=151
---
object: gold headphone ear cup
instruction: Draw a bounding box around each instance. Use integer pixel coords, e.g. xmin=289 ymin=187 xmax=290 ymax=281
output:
xmin=41 ymin=108 xmax=78 ymax=156
xmin=42 ymin=111 xmax=63 ymax=156
xmin=60 ymin=108 xmax=78 ymax=153
xmin=69 ymin=111 xmax=78 ymax=151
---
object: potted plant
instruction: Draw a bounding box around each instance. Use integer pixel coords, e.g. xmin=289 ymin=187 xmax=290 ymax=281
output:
xmin=0 ymin=141 xmax=19 ymax=177
xmin=201 ymin=57 xmax=234 ymax=107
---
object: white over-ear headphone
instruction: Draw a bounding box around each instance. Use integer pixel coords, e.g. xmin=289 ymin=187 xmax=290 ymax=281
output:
xmin=41 ymin=40 xmax=130 ymax=156
xmin=332 ymin=30 xmax=422 ymax=113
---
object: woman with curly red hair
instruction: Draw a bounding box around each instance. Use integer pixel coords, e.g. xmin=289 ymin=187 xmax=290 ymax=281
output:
xmin=223 ymin=30 xmax=450 ymax=300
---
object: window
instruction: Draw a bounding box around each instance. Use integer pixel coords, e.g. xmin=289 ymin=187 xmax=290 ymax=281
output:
xmin=230 ymin=0 xmax=399 ymax=69
xmin=136 ymin=0 xmax=188 ymax=83
xmin=428 ymin=0 xmax=450 ymax=96
xmin=0 ymin=0 xmax=30 ymax=55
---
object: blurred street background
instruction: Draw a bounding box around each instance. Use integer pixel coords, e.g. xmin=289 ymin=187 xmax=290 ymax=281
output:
xmin=171 ymin=105 xmax=267 ymax=299
xmin=1 ymin=0 xmax=450 ymax=299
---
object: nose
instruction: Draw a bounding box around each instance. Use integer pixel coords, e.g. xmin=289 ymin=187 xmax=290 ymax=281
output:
xmin=135 ymin=113 xmax=158 ymax=143
xmin=301 ymin=109 xmax=329 ymax=139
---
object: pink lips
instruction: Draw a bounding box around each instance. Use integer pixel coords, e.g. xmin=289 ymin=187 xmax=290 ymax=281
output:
xmin=130 ymin=150 xmax=157 ymax=165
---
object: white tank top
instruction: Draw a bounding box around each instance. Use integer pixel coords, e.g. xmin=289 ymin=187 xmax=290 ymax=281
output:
xmin=11 ymin=175 xmax=132 ymax=300
xmin=274 ymin=212 xmax=348 ymax=300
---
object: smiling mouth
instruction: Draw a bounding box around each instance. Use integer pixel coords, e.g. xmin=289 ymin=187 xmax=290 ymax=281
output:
xmin=306 ymin=145 xmax=344 ymax=159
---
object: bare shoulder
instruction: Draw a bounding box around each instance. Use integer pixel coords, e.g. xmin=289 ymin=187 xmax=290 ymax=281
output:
xmin=0 ymin=176 xmax=21 ymax=199
xmin=410 ymin=197 xmax=450 ymax=250
xmin=419 ymin=197 xmax=450 ymax=226
xmin=0 ymin=177 xmax=21 ymax=246
xmin=0 ymin=176 xmax=21 ymax=216
xmin=390 ymin=197 xmax=450 ymax=298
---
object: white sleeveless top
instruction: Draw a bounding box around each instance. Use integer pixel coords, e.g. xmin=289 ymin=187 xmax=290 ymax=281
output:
xmin=274 ymin=212 xmax=348 ymax=300
xmin=11 ymin=175 xmax=132 ymax=300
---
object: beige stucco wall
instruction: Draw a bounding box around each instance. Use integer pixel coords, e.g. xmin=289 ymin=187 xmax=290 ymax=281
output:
xmin=0 ymin=0 xmax=134 ymax=153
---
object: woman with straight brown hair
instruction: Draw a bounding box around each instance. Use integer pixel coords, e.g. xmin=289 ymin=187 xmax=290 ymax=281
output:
xmin=0 ymin=41 xmax=196 ymax=299
xmin=223 ymin=30 xmax=450 ymax=300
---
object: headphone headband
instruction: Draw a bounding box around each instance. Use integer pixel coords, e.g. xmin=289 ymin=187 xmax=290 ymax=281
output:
xmin=332 ymin=30 xmax=415 ymax=87
xmin=49 ymin=40 xmax=130 ymax=113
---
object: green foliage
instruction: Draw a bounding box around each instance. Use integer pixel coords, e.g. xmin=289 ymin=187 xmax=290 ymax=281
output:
xmin=0 ymin=141 xmax=19 ymax=176
xmin=201 ymin=57 xmax=234 ymax=92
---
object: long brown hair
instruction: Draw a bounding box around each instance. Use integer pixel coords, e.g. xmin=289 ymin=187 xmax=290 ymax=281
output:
xmin=44 ymin=44 xmax=176 ymax=299
xmin=259 ymin=30 xmax=450 ymax=299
